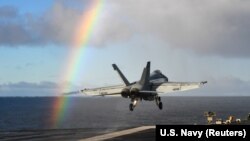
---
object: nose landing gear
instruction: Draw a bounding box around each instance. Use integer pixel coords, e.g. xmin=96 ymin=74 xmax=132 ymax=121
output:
xmin=155 ymin=96 xmax=163 ymax=110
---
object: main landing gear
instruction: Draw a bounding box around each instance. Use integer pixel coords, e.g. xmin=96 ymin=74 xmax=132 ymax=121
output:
xmin=129 ymin=99 xmax=138 ymax=111
xmin=155 ymin=96 xmax=163 ymax=110
xmin=128 ymin=97 xmax=163 ymax=111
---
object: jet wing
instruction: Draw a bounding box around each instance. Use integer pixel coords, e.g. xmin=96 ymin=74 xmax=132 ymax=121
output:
xmin=153 ymin=81 xmax=207 ymax=94
xmin=79 ymin=84 xmax=125 ymax=96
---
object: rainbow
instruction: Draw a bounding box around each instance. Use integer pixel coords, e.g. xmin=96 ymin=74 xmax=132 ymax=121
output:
xmin=51 ymin=0 xmax=103 ymax=128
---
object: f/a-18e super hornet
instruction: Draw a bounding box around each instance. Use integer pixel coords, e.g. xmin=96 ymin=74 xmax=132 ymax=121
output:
xmin=66 ymin=62 xmax=207 ymax=111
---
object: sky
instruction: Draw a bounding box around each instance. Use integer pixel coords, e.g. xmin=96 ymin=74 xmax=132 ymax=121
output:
xmin=0 ymin=0 xmax=250 ymax=96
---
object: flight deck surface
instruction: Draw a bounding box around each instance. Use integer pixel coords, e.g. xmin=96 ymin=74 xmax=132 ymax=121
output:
xmin=0 ymin=126 xmax=155 ymax=141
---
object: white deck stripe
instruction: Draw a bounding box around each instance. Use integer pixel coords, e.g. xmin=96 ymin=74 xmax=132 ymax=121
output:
xmin=78 ymin=126 xmax=155 ymax=141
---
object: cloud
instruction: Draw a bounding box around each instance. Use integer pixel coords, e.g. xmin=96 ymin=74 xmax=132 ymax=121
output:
xmin=0 ymin=2 xmax=82 ymax=47
xmin=0 ymin=5 xmax=17 ymax=18
xmin=31 ymin=2 xmax=82 ymax=46
xmin=0 ymin=81 xmax=84 ymax=96
xmin=92 ymin=0 xmax=250 ymax=57
xmin=0 ymin=23 xmax=31 ymax=45
xmin=0 ymin=81 xmax=58 ymax=96
xmin=0 ymin=5 xmax=32 ymax=46
xmin=1 ymin=1 xmax=250 ymax=58
xmin=204 ymin=77 xmax=250 ymax=96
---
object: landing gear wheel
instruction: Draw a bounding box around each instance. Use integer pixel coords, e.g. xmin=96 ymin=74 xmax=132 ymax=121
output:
xmin=129 ymin=103 xmax=134 ymax=111
xmin=158 ymin=102 xmax=163 ymax=110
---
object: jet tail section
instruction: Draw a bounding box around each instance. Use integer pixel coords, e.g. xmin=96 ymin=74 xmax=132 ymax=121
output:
xmin=139 ymin=61 xmax=150 ymax=86
xmin=112 ymin=64 xmax=130 ymax=86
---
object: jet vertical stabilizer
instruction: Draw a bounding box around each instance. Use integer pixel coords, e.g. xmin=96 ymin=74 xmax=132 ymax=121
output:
xmin=112 ymin=64 xmax=130 ymax=86
xmin=139 ymin=61 xmax=150 ymax=87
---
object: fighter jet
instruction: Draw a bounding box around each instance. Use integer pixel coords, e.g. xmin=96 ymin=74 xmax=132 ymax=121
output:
xmin=66 ymin=61 xmax=207 ymax=111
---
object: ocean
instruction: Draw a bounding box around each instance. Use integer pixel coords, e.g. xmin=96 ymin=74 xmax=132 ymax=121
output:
xmin=0 ymin=97 xmax=250 ymax=131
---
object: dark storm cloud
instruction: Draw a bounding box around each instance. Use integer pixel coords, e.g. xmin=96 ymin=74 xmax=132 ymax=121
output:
xmin=98 ymin=0 xmax=250 ymax=58
xmin=0 ymin=2 xmax=81 ymax=47
xmin=0 ymin=23 xmax=32 ymax=46
xmin=1 ymin=1 xmax=250 ymax=57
